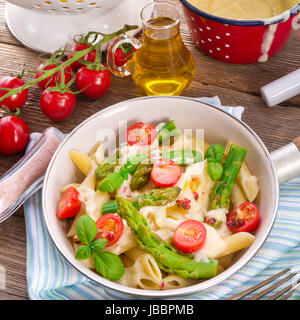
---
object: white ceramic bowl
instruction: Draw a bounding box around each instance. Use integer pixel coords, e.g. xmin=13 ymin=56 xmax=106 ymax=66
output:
xmin=42 ymin=96 xmax=297 ymax=298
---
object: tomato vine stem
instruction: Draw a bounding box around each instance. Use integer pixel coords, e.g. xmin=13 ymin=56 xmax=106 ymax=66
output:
xmin=0 ymin=24 xmax=138 ymax=103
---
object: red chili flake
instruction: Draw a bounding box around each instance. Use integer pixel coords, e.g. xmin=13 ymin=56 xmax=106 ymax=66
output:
xmin=74 ymin=239 xmax=81 ymax=245
xmin=176 ymin=198 xmax=191 ymax=210
xmin=123 ymin=186 xmax=128 ymax=193
xmin=201 ymin=192 xmax=205 ymax=195
xmin=222 ymin=183 xmax=226 ymax=187
xmin=159 ymin=282 xmax=165 ymax=289
xmin=193 ymin=192 xmax=199 ymax=200
xmin=206 ymin=218 xmax=216 ymax=225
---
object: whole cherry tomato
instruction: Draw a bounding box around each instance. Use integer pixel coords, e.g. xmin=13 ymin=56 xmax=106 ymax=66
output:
xmin=126 ymin=122 xmax=157 ymax=146
xmin=35 ymin=62 xmax=72 ymax=91
xmin=68 ymin=43 xmax=97 ymax=72
xmin=75 ymin=65 xmax=111 ymax=99
xmin=173 ymin=220 xmax=207 ymax=253
xmin=0 ymin=76 xmax=28 ymax=111
xmin=56 ymin=187 xmax=82 ymax=219
xmin=0 ymin=115 xmax=30 ymax=155
xmin=95 ymin=213 xmax=124 ymax=247
xmin=226 ymin=201 xmax=260 ymax=233
xmin=40 ymin=89 xmax=76 ymax=122
xmin=114 ymin=44 xmax=136 ymax=67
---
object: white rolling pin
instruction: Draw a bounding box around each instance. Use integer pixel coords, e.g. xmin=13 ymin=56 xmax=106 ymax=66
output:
xmin=260 ymin=68 xmax=300 ymax=107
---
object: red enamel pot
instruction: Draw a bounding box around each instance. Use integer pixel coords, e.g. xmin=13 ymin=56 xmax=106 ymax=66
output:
xmin=180 ymin=1 xmax=300 ymax=64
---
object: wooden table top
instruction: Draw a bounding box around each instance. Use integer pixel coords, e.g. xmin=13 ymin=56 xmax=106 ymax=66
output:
xmin=0 ymin=0 xmax=299 ymax=300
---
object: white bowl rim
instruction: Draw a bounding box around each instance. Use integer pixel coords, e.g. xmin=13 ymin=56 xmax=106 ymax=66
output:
xmin=42 ymin=95 xmax=279 ymax=298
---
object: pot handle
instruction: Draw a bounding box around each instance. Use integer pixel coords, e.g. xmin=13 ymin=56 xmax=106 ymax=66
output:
xmin=0 ymin=127 xmax=64 ymax=223
xmin=270 ymin=137 xmax=300 ymax=184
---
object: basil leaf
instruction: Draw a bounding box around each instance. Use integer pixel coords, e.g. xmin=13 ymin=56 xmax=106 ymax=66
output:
xmin=205 ymin=144 xmax=225 ymax=163
xmin=94 ymin=252 xmax=125 ymax=281
xmin=75 ymin=245 xmax=92 ymax=260
xmin=98 ymin=172 xmax=125 ymax=193
xmin=124 ymin=154 xmax=148 ymax=174
xmin=207 ymin=162 xmax=223 ymax=181
xmin=161 ymin=150 xmax=203 ymax=165
xmin=75 ymin=215 xmax=98 ymax=245
xmin=91 ymin=238 xmax=108 ymax=253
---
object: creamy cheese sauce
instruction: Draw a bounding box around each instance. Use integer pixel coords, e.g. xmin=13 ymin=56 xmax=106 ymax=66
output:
xmin=188 ymin=0 xmax=298 ymax=19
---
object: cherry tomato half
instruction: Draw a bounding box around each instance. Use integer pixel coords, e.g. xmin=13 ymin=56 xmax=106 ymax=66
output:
xmin=67 ymin=43 xmax=96 ymax=73
xmin=173 ymin=220 xmax=207 ymax=253
xmin=126 ymin=122 xmax=157 ymax=146
xmin=75 ymin=66 xmax=111 ymax=100
xmin=0 ymin=76 xmax=28 ymax=111
xmin=0 ymin=115 xmax=30 ymax=155
xmin=95 ymin=213 xmax=124 ymax=247
xmin=56 ymin=187 xmax=82 ymax=219
xmin=40 ymin=89 xmax=76 ymax=122
xmin=226 ymin=201 xmax=260 ymax=233
xmin=151 ymin=158 xmax=182 ymax=188
xmin=35 ymin=62 xmax=72 ymax=91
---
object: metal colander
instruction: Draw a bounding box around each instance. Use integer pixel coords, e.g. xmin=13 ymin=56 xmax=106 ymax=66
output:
xmin=4 ymin=0 xmax=149 ymax=52
xmin=6 ymin=0 xmax=120 ymax=14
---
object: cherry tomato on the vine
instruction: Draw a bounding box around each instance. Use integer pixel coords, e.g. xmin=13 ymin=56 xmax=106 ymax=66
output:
xmin=35 ymin=62 xmax=72 ymax=91
xmin=75 ymin=65 xmax=111 ymax=100
xmin=95 ymin=213 xmax=124 ymax=247
xmin=114 ymin=44 xmax=136 ymax=67
xmin=0 ymin=115 xmax=30 ymax=155
xmin=40 ymin=89 xmax=76 ymax=122
xmin=67 ymin=43 xmax=97 ymax=72
xmin=0 ymin=76 xmax=28 ymax=111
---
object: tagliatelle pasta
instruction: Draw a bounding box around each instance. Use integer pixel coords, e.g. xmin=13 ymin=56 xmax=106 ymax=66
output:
xmin=57 ymin=121 xmax=260 ymax=290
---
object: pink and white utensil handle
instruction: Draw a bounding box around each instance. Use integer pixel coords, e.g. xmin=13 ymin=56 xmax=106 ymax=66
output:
xmin=261 ymin=68 xmax=300 ymax=107
xmin=0 ymin=127 xmax=64 ymax=223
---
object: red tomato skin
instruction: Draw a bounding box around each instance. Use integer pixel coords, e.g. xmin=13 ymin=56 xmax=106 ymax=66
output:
xmin=95 ymin=213 xmax=124 ymax=247
xmin=0 ymin=116 xmax=30 ymax=155
xmin=56 ymin=187 xmax=82 ymax=219
xmin=40 ymin=90 xmax=76 ymax=122
xmin=68 ymin=43 xmax=96 ymax=72
xmin=151 ymin=159 xmax=182 ymax=188
xmin=173 ymin=220 xmax=207 ymax=253
xmin=0 ymin=76 xmax=28 ymax=111
xmin=75 ymin=66 xmax=111 ymax=100
xmin=226 ymin=202 xmax=260 ymax=233
xmin=35 ymin=62 xmax=72 ymax=90
xmin=114 ymin=46 xmax=136 ymax=67
xmin=126 ymin=122 xmax=157 ymax=146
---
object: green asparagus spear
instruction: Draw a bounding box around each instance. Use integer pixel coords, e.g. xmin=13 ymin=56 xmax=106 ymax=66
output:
xmin=116 ymin=196 xmax=218 ymax=279
xmin=130 ymin=186 xmax=181 ymax=209
xmin=95 ymin=151 xmax=119 ymax=181
xmin=130 ymin=162 xmax=153 ymax=191
xmin=209 ymin=144 xmax=247 ymax=210
xmin=102 ymin=187 xmax=181 ymax=213
xmin=157 ymin=120 xmax=181 ymax=145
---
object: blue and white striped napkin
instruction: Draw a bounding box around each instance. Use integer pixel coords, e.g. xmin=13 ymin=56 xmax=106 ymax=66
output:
xmin=23 ymin=97 xmax=300 ymax=300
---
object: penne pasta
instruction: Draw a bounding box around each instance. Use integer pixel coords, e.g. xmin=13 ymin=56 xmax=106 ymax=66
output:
xmin=216 ymin=232 xmax=256 ymax=258
xmin=69 ymin=150 xmax=93 ymax=175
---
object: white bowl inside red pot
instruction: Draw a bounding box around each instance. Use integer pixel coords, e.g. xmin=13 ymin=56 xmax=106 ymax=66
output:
xmin=180 ymin=0 xmax=300 ymax=64
xmin=32 ymin=96 xmax=300 ymax=297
